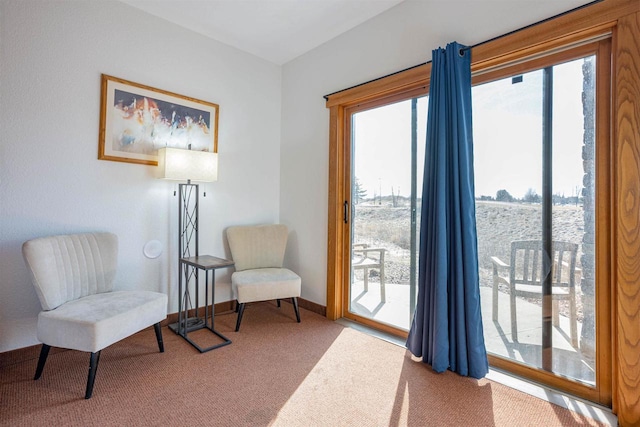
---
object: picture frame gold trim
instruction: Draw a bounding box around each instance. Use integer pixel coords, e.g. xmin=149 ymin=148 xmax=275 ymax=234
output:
xmin=98 ymin=74 xmax=219 ymax=166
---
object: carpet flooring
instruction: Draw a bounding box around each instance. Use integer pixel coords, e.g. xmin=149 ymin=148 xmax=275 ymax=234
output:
xmin=1 ymin=302 xmax=606 ymax=426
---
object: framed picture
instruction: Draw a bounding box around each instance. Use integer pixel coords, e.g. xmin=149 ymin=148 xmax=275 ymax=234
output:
xmin=98 ymin=74 xmax=219 ymax=165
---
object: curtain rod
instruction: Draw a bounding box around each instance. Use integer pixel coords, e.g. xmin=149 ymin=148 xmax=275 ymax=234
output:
xmin=323 ymin=0 xmax=602 ymax=101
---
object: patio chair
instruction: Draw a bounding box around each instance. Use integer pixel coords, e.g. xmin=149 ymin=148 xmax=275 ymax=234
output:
xmin=491 ymin=240 xmax=578 ymax=347
xmin=352 ymin=243 xmax=386 ymax=303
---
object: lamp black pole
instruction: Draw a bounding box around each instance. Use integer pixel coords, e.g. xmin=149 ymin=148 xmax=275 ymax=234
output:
xmin=176 ymin=180 xmax=201 ymax=334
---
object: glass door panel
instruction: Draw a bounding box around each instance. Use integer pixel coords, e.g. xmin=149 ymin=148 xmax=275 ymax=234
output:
xmin=473 ymin=55 xmax=597 ymax=386
xmin=473 ymin=68 xmax=544 ymax=366
xmin=551 ymin=57 xmax=596 ymax=383
xmin=348 ymin=97 xmax=426 ymax=331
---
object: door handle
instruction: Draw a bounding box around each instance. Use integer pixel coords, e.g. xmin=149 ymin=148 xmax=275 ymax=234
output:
xmin=344 ymin=201 xmax=349 ymax=224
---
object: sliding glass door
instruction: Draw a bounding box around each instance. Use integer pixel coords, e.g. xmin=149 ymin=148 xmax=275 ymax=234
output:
xmin=334 ymin=39 xmax=610 ymax=404
xmin=473 ymin=47 xmax=606 ymax=389
xmin=345 ymin=96 xmax=427 ymax=333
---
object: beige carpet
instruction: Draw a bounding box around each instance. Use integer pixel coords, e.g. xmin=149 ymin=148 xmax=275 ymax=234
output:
xmin=1 ymin=303 xmax=606 ymax=426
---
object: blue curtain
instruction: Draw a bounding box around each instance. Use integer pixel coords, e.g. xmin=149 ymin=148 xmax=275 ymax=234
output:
xmin=406 ymin=42 xmax=488 ymax=379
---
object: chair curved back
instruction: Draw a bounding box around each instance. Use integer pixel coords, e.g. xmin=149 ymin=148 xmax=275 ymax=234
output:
xmin=22 ymin=232 xmax=118 ymax=311
xmin=509 ymin=240 xmax=578 ymax=289
xmin=226 ymin=224 xmax=288 ymax=272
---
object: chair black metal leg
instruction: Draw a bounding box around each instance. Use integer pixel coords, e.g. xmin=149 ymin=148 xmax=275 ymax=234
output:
xmin=153 ymin=322 xmax=164 ymax=353
xmin=85 ymin=351 xmax=101 ymax=399
xmin=235 ymin=303 xmax=246 ymax=332
xmin=235 ymin=300 xmax=240 ymax=313
xmin=34 ymin=344 xmax=51 ymax=380
xmin=277 ymin=299 xmax=281 ymax=308
xmin=292 ymin=297 xmax=301 ymax=323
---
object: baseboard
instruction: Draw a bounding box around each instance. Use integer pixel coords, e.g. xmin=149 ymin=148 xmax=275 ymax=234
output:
xmin=243 ymin=297 xmax=326 ymax=317
xmin=164 ymin=298 xmax=326 ymax=324
xmin=0 ymin=298 xmax=327 ymax=366
xmin=163 ymin=300 xmax=236 ymax=326
xmin=298 ymin=298 xmax=327 ymax=316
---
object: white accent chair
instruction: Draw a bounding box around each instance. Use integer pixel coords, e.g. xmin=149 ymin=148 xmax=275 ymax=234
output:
xmin=226 ymin=224 xmax=301 ymax=331
xmin=22 ymin=232 xmax=168 ymax=399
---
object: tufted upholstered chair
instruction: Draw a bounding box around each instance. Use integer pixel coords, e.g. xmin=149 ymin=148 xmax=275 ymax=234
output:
xmin=226 ymin=224 xmax=301 ymax=331
xmin=22 ymin=232 xmax=167 ymax=399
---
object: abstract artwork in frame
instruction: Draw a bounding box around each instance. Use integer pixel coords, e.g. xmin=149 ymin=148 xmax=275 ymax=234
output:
xmin=98 ymin=74 xmax=219 ymax=165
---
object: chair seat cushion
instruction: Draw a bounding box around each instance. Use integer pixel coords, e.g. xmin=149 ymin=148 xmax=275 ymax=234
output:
xmin=232 ymin=268 xmax=301 ymax=304
xmin=37 ymin=290 xmax=167 ymax=353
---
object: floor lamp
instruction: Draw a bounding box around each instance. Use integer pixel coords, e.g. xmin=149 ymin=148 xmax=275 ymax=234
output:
xmin=157 ymin=147 xmax=218 ymax=332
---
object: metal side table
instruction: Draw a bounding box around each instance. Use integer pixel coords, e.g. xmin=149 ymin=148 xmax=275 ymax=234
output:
xmin=169 ymin=255 xmax=234 ymax=352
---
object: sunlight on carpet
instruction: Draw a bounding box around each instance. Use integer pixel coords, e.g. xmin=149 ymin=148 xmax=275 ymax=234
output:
xmin=273 ymin=329 xmax=407 ymax=425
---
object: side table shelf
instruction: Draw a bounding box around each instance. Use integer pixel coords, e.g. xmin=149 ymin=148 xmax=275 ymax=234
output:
xmin=168 ymin=255 xmax=235 ymax=353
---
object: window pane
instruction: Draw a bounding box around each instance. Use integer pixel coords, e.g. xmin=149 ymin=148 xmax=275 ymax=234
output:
xmin=349 ymin=96 xmax=426 ymax=330
xmin=473 ymin=69 xmax=544 ymax=367
xmin=473 ymin=55 xmax=596 ymax=386
xmin=551 ymin=57 xmax=596 ymax=384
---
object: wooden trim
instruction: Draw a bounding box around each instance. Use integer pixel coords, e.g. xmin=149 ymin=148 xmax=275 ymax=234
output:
xmin=325 ymin=0 xmax=639 ymax=109
xmin=326 ymin=65 xmax=430 ymax=108
xmin=164 ymin=298 xmax=327 ymax=323
xmin=246 ymin=297 xmax=327 ymax=317
xmin=610 ymin=15 xmax=626 ymax=414
xmin=472 ymin=39 xmax=608 ymax=86
xmin=471 ymin=0 xmax=638 ymax=70
xmin=471 ymin=23 xmax=614 ymax=76
xmin=488 ymin=355 xmax=601 ymax=401
xmin=327 ymin=105 xmax=345 ymax=320
xmin=614 ymin=10 xmax=640 ymax=426
xmin=609 ymin=22 xmax=620 ymax=415
xmin=164 ymin=300 xmax=237 ymax=326
xmin=343 ymin=311 xmax=409 ymax=339
xmin=326 ymin=24 xmax=612 ymax=109
xmin=345 ymin=86 xmax=429 ymax=116
xmin=340 ymin=110 xmax=352 ymax=323
xmin=297 ymin=298 xmax=327 ymax=316
xmin=595 ymin=37 xmax=614 ymax=408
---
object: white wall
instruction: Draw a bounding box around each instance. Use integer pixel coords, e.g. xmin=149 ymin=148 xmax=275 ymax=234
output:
xmin=280 ymin=0 xmax=592 ymax=306
xmin=0 ymin=0 xmax=281 ymax=352
xmin=0 ymin=0 xmax=595 ymax=352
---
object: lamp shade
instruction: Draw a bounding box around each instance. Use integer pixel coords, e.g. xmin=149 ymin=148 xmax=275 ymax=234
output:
xmin=157 ymin=147 xmax=218 ymax=182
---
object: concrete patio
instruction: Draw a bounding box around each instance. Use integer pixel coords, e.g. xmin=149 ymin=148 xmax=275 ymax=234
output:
xmin=349 ymin=279 xmax=595 ymax=385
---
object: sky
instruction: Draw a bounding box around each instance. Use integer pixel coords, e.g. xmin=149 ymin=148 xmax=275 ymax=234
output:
xmin=352 ymin=56 xmax=593 ymax=201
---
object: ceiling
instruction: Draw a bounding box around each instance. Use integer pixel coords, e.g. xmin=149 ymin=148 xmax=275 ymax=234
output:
xmin=120 ymin=0 xmax=405 ymax=65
